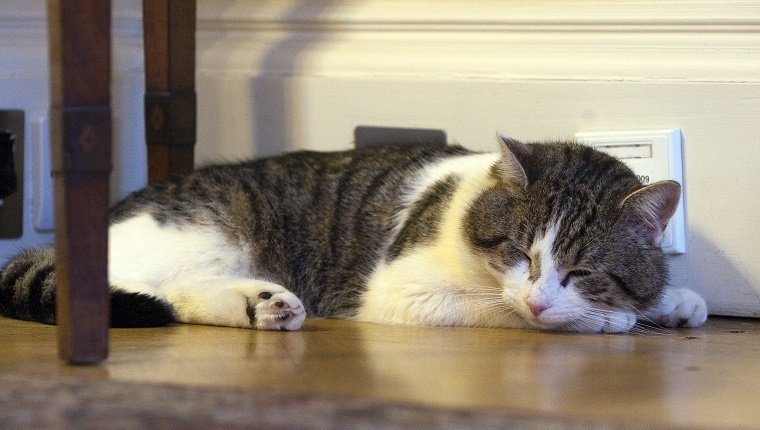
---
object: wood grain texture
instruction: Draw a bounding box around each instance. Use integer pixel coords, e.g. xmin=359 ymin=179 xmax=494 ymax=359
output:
xmin=143 ymin=0 xmax=197 ymax=183
xmin=47 ymin=0 xmax=112 ymax=364
xmin=1 ymin=317 xmax=758 ymax=428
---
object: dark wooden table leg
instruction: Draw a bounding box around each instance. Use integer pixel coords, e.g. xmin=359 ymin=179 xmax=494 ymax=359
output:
xmin=48 ymin=0 xmax=112 ymax=364
xmin=143 ymin=0 xmax=196 ymax=183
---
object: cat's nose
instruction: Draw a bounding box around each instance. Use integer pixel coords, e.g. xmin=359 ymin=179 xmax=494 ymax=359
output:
xmin=526 ymin=301 xmax=548 ymax=317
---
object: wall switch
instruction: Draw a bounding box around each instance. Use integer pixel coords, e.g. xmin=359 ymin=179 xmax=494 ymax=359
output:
xmin=575 ymin=129 xmax=686 ymax=254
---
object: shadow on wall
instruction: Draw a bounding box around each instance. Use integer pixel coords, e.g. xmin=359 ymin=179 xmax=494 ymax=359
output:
xmin=250 ymin=1 xmax=346 ymax=157
xmin=674 ymin=232 xmax=760 ymax=318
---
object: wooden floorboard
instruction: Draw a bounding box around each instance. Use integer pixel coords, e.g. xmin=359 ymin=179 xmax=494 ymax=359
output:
xmin=1 ymin=316 xmax=758 ymax=429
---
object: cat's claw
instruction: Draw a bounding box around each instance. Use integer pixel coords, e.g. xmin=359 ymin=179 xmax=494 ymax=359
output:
xmin=249 ymin=291 xmax=306 ymax=330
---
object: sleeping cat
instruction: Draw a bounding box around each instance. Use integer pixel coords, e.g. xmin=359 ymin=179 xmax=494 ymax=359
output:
xmin=0 ymin=136 xmax=707 ymax=333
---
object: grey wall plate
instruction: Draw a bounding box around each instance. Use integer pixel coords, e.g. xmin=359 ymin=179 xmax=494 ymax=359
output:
xmin=354 ymin=126 xmax=446 ymax=150
xmin=0 ymin=110 xmax=24 ymax=239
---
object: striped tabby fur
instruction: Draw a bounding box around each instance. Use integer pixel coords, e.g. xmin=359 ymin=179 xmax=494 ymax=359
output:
xmin=0 ymin=138 xmax=707 ymax=332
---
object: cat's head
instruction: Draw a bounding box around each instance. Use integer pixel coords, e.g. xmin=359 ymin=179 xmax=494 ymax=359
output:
xmin=465 ymin=136 xmax=680 ymax=333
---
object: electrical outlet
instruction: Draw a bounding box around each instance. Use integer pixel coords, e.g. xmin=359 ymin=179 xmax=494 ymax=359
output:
xmin=575 ymin=129 xmax=686 ymax=254
xmin=0 ymin=110 xmax=24 ymax=239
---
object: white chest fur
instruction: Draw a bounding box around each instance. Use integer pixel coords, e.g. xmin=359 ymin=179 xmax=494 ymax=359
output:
xmin=357 ymin=152 xmax=524 ymax=327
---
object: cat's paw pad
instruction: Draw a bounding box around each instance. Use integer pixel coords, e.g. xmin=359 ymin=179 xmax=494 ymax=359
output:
xmin=650 ymin=288 xmax=708 ymax=328
xmin=247 ymin=290 xmax=306 ymax=331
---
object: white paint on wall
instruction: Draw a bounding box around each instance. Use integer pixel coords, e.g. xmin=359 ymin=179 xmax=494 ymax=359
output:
xmin=1 ymin=0 xmax=759 ymax=316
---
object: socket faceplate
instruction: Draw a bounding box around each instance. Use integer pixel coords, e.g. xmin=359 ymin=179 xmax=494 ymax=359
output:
xmin=576 ymin=129 xmax=686 ymax=254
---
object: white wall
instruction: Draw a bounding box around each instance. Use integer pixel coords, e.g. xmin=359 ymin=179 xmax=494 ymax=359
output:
xmin=1 ymin=0 xmax=759 ymax=317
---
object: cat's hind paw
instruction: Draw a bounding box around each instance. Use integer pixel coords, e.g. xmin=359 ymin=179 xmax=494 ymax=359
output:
xmin=248 ymin=290 xmax=306 ymax=331
xmin=645 ymin=288 xmax=708 ymax=328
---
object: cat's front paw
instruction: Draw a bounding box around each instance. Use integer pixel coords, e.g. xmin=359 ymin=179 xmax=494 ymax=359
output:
xmin=562 ymin=310 xmax=636 ymax=333
xmin=599 ymin=311 xmax=637 ymax=333
xmin=645 ymin=288 xmax=707 ymax=328
xmin=248 ymin=290 xmax=306 ymax=331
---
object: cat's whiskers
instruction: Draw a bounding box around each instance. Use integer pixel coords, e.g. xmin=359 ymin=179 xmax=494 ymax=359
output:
xmin=446 ymin=286 xmax=522 ymax=322
xmin=577 ymin=306 xmax=671 ymax=336
xmin=623 ymin=299 xmax=674 ymax=335
xmin=465 ymin=297 xmax=515 ymax=314
xmin=574 ymin=307 xmax=625 ymax=332
xmin=562 ymin=318 xmax=590 ymax=333
xmin=630 ymin=325 xmax=669 ymax=336
xmin=575 ymin=311 xmax=611 ymax=332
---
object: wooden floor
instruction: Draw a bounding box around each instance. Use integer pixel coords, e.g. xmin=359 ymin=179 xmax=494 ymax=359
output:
xmin=2 ymin=316 xmax=759 ymax=429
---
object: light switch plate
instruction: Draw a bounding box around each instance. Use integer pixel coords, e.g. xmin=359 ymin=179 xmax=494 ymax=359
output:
xmin=32 ymin=115 xmax=54 ymax=232
xmin=575 ymin=129 xmax=686 ymax=254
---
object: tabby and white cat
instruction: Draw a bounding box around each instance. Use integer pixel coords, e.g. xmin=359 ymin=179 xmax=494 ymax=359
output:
xmin=0 ymin=137 xmax=707 ymax=333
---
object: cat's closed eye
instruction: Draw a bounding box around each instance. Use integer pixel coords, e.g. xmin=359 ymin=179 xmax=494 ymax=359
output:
xmin=561 ymin=269 xmax=593 ymax=287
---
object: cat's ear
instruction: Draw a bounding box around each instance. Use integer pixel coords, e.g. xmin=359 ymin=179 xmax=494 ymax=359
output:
xmin=619 ymin=180 xmax=681 ymax=244
xmin=494 ymin=134 xmax=530 ymax=188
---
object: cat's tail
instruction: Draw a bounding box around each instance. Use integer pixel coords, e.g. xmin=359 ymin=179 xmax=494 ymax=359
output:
xmin=0 ymin=248 xmax=174 ymax=328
